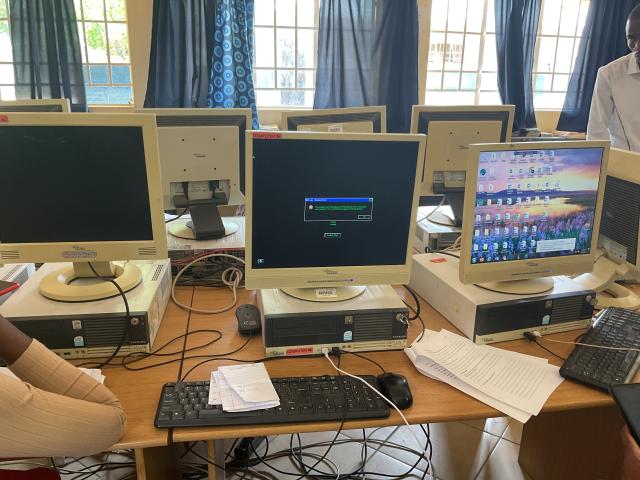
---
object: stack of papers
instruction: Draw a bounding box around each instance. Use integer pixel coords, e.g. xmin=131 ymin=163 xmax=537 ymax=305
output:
xmin=0 ymin=367 xmax=105 ymax=384
xmin=406 ymin=329 xmax=564 ymax=423
xmin=208 ymin=363 xmax=280 ymax=412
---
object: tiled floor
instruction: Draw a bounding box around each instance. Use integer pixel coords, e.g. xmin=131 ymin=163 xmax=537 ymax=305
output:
xmin=3 ymin=418 xmax=530 ymax=479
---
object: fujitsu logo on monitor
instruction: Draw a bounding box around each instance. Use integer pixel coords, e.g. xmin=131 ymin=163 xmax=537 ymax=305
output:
xmin=323 ymin=269 xmax=339 ymax=275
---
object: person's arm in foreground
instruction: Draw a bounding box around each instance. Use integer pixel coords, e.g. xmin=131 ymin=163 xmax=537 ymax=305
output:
xmin=0 ymin=315 xmax=126 ymax=458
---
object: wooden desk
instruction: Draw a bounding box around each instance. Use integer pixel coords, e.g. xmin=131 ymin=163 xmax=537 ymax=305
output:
xmin=101 ymin=286 xmax=624 ymax=480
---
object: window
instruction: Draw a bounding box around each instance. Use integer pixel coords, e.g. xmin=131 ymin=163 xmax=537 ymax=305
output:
xmin=0 ymin=0 xmax=132 ymax=105
xmin=426 ymin=0 xmax=500 ymax=105
xmin=253 ymin=0 xmax=319 ymax=107
xmin=0 ymin=0 xmax=14 ymax=101
xmin=75 ymin=0 xmax=133 ymax=105
xmin=533 ymin=0 xmax=590 ymax=109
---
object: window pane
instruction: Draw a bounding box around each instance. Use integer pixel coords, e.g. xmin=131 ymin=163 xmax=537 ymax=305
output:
xmin=77 ymin=22 xmax=87 ymax=62
xmin=461 ymin=72 xmax=477 ymax=90
xmin=428 ymin=91 xmax=475 ymax=105
xmin=536 ymin=37 xmax=556 ymax=73
xmin=0 ymin=63 xmax=14 ymax=84
xmin=428 ymin=32 xmax=446 ymax=69
xmin=297 ymin=70 xmax=314 ymax=89
xmin=276 ymin=0 xmax=296 ymax=27
xmin=82 ymin=0 xmax=104 ymax=20
xmin=479 ymin=91 xmax=501 ymax=104
xmin=108 ymin=22 xmax=129 ymax=63
xmin=256 ymin=89 xmax=280 ymax=106
xmin=534 ymin=91 xmax=565 ymax=109
xmin=297 ymin=0 xmax=315 ymax=27
xmin=447 ymin=0 xmax=467 ymax=32
xmin=280 ymin=89 xmax=306 ymax=106
xmin=0 ymin=21 xmax=12 ymax=62
xmin=480 ymin=72 xmax=497 ymax=91
xmin=540 ymin=0 xmax=561 ymax=35
xmin=255 ymin=69 xmax=275 ymax=88
xmin=85 ymin=22 xmax=108 ymax=63
xmin=106 ymin=0 xmax=126 ymax=21
xmin=277 ymin=69 xmax=294 ymax=88
xmin=111 ymin=64 xmax=130 ymax=83
xmin=462 ymin=33 xmax=480 ymax=70
xmin=444 ymin=33 xmax=463 ymax=70
xmin=577 ymin=1 xmax=589 ymax=35
xmin=255 ymin=28 xmax=274 ymax=67
xmin=0 ymin=0 xmax=7 ymax=18
xmin=553 ymin=73 xmax=569 ymax=92
xmin=466 ymin=0 xmax=483 ymax=33
xmin=107 ymin=85 xmax=132 ymax=104
xmin=89 ymin=64 xmax=109 ymax=84
xmin=443 ymin=71 xmax=460 ymax=90
xmin=559 ymin=0 xmax=580 ymax=36
xmin=297 ymin=29 xmax=314 ymax=68
xmin=486 ymin=0 xmax=495 ymax=33
xmin=277 ymin=28 xmax=295 ymax=67
xmin=0 ymin=85 xmax=16 ymax=100
xmin=554 ymin=37 xmax=574 ymax=73
xmin=534 ymin=73 xmax=552 ymax=92
xmin=427 ymin=71 xmax=442 ymax=90
xmin=482 ymin=34 xmax=497 ymax=71
xmin=430 ymin=0 xmax=448 ymax=31
xmin=255 ymin=0 xmax=274 ymax=25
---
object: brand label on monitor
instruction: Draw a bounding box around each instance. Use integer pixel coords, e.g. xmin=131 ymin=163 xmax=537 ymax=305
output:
xmin=62 ymin=250 xmax=97 ymax=259
xmin=328 ymin=124 xmax=343 ymax=133
xmin=252 ymin=132 xmax=282 ymax=139
xmin=316 ymin=288 xmax=338 ymax=299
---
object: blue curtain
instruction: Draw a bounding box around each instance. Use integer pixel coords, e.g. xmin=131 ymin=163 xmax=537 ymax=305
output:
xmin=557 ymin=0 xmax=640 ymax=132
xmin=314 ymin=0 xmax=418 ymax=133
xmin=144 ymin=0 xmax=214 ymax=108
xmin=494 ymin=0 xmax=541 ymax=131
xmin=207 ymin=0 xmax=259 ymax=128
xmin=9 ymin=0 xmax=86 ymax=111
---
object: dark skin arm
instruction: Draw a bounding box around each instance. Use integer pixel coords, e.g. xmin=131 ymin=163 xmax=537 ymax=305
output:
xmin=0 ymin=314 xmax=32 ymax=365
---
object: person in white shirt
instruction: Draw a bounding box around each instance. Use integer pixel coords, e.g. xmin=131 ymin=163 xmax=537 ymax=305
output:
xmin=587 ymin=5 xmax=640 ymax=152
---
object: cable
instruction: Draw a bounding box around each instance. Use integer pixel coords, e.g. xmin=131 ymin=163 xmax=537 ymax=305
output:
xmin=172 ymin=253 xmax=245 ymax=315
xmin=416 ymin=196 xmax=447 ymax=225
xmin=177 ymin=288 xmax=196 ymax=382
xmin=340 ymin=350 xmax=386 ymax=374
xmin=165 ymin=208 xmax=189 ymax=224
xmin=403 ymin=285 xmax=421 ymax=321
xmin=528 ymin=330 xmax=640 ymax=354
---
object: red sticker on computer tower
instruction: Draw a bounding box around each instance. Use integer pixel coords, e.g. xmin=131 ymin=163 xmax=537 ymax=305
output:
xmin=252 ymin=132 xmax=282 ymax=139
xmin=0 ymin=115 xmax=8 ymax=122
xmin=430 ymin=257 xmax=447 ymax=263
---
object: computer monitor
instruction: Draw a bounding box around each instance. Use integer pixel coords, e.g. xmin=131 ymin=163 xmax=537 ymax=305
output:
xmin=0 ymin=98 xmax=71 ymax=112
xmin=410 ymin=105 xmax=515 ymax=226
xmin=281 ymin=106 xmax=387 ymax=133
xmin=0 ymin=113 xmax=167 ymax=302
xmin=140 ymin=108 xmax=252 ymax=240
xmin=460 ymin=141 xmax=609 ymax=295
xmin=573 ymin=148 xmax=640 ymax=309
xmin=245 ymin=131 xmax=425 ymax=301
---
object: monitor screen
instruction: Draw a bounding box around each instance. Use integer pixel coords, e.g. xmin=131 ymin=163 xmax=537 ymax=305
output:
xmin=469 ymin=147 xmax=605 ymax=265
xmin=0 ymin=126 xmax=153 ymax=244
xmin=251 ymin=138 xmax=419 ymax=269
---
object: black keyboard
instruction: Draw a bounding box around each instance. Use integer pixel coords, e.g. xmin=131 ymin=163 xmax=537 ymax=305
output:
xmin=560 ymin=308 xmax=640 ymax=390
xmin=155 ymin=375 xmax=390 ymax=428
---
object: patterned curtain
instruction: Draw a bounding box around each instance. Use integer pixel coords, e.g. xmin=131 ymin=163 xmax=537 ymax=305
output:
xmin=208 ymin=0 xmax=259 ymax=128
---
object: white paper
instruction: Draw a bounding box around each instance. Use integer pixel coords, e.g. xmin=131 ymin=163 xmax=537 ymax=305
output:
xmin=0 ymin=367 xmax=105 ymax=384
xmin=208 ymin=375 xmax=221 ymax=405
xmin=412 ymin=329 xmax=563 ymax=416
xmin=219 ymin=363 xmax=279 ymax=403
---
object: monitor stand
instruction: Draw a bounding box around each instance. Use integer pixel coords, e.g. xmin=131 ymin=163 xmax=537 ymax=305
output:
xmin=169 ymin=193 xmax=239 ymax=240
xmin=280 ymin=286 xmax=367 ymax=302
xmin=572 ymin=255 xmax=640 ymax=310
xmin=476 ymin=277 xmax=555 ymax=295
xmin=39 ymin=261 xmax=142 ymax=302
xmin=426 ymin=192 xmax=464 ymax=228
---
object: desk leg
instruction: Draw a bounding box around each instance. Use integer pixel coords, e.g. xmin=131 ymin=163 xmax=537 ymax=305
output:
xmin=207 ymin=440 xmax=226 ymax=480
xmin=518 ymin=405 xmax=624 ymax=480
xmin=134 ymin=446 xmax=180 ymax=480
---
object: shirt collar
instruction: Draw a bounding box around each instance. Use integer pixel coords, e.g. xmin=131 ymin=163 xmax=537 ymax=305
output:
xmin=627 ymin=53 xmax=640 ymax=74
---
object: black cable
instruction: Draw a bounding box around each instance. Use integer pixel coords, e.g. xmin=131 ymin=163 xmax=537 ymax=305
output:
xmin=432 ymin=250 xmax=460 ymax=259
xmin=532 ymin=338 xmax=567 ymax=361
xmin=177 ymin=288 xmax=196 ymax=382
xmin=180 ymin=335 xmax=255 ymax=381
xmin=340 ymin=350 xmax=386 ymax=374
xmin=403 ymin=285 xmax=421 ymax=321
xmin=165 ymin=208 xmax=189 ymax=223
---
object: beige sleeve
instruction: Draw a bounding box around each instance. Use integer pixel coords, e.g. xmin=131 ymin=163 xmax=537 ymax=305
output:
xmin=0 ymin=340 xmax=127 ymax=458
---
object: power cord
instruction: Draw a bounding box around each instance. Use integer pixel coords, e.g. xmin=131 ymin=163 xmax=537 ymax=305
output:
xmin=523 ymin=331 xmax=567 ymax=361
xmin=416 ymin=196 xmax=447 ymax=225
xmin=525 ymin=330 xmax=640 ymax=354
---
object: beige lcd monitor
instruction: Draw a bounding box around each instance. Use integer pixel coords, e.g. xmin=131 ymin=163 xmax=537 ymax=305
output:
xmin=410 ymin=105 xmax=515 ymax=226
xmin=0 ymin=113 xmax=168 ymax=302
xmin=245 ymin=130 xmax=425 ymax=301
xmin=0 ymin=98 xmax=71 ymax=112
xmin=281 ymin=106 xmax=387 ymax=133
xmin=139 ymin=108 xmax=252 ymax=240
xmin=459 ymin=141 xmax=609 ymax=295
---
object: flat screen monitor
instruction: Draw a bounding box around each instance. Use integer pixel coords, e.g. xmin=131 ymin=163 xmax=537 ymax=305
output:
xmin=0 ymin=98 xmax=71 ymax=112
xmin=282 ymin=106 xmax=387 ymax=133
xmin=410 ymin=105 xmax=515 ymax=225
xmin=141 ymin=108 xmax=252 ymax=240
xmin=246 ymin=131 xmax=425 ymax=301
xmin=460 ymin=141 xmax=609 ymax=294
xmin=0 ymin=113 xmax=167 ymax=302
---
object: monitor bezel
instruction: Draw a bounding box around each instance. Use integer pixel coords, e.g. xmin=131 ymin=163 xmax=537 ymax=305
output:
xmin=245 ymin=130 xmax=425 ymax=290
xmin=0 ymin=98 xmax=71 ymax=112
xmin=281 ymin=106 xmax=387 ymax=133
xmin=459 ymin=140 xmax=610 ymax=284
xmin=0 ymin=113 xmax=168 ymax=264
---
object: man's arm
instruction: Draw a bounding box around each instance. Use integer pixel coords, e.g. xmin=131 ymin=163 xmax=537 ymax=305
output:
xmin=587 ymin=68 xmax=614 ymax=140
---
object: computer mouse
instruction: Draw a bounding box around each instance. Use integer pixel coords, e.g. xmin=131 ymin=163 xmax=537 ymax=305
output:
xmin=377 ymin=372 xmax=413 ymax=410
xmin=235 ymin=304 xmax=261 ymax=336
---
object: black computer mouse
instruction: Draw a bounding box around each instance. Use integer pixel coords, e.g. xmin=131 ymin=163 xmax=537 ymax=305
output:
xmin=235 ymin=304 xmax=261 ymax=335
xmin=377 ymin=372 xmax=413 ymax=410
